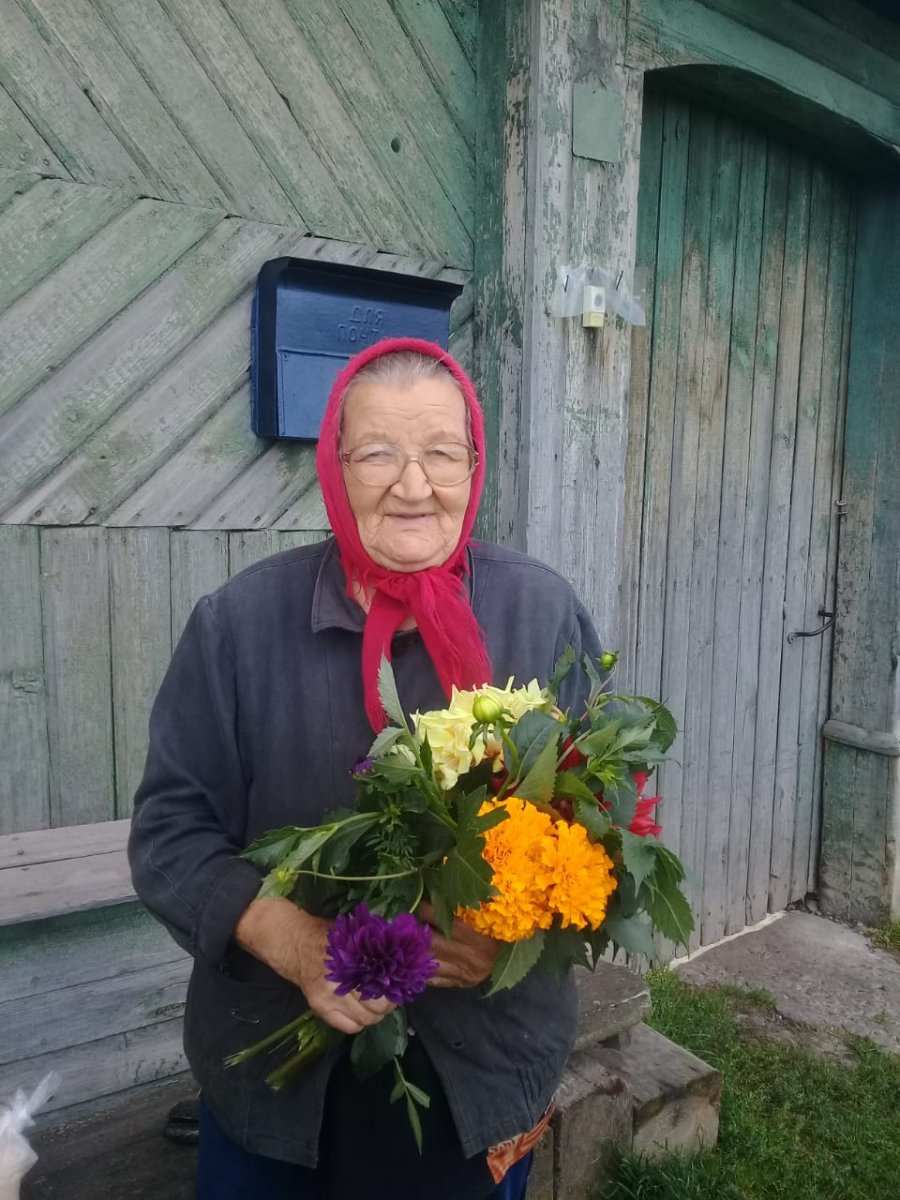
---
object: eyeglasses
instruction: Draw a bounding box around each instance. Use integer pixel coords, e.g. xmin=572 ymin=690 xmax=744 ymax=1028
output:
xmin=341 ymin=441 xmax=478 ymax=488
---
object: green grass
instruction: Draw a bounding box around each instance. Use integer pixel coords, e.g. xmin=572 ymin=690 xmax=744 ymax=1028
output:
xmin=596 ymin=970 xmax=900 ymax=1200
xmin=867 ymin=920 xmax=900 ymax=953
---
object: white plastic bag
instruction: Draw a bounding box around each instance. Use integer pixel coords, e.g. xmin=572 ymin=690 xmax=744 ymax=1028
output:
xmin=0 ymin=1073 xmax=59 ymax=1200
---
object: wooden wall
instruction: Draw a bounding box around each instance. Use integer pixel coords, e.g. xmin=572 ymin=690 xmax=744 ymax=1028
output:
xmin=0 ymin=0 xmax=476 ymax=835
xmin=476 ymin=0 xmax=900 ymax=941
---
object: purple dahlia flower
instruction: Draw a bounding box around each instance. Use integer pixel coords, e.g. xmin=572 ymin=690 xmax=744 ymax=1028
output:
xmin=351 ymin=756 xmax=375 ymax=776
xmin=324 ymin=904 xmax=438 ymax=1005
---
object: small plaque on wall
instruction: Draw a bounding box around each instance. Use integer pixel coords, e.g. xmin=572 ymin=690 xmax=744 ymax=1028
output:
xmin=251 ymin=258 xmax=463 ymax=440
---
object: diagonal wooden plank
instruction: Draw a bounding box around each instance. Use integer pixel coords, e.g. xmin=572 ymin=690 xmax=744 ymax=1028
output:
xmin=434 ymin=0 xmax=476 ymax=67
xmin=0 ymin=198 xmax=220 ymax=418
xmin=104 ymin=382 xmax=264 ymax=528
xmin=0 ymin=216 xmax=306 ymax=518
xmin=40 ymin=528 xmax=115 ymax=827
xmin=109 ymin=528 xmax=172 ymax=818
xmin=25 ymin=0 xmax=228 ymax=209
xmin=271 ymin=481 xmax=329 ymax=533
xmin=190 ymin=443 xmax=320 ymax=530
xmin=0 ymin=178 xmax=131 ymax=315
xmin=156 ymin=0 xmax=364 ymax=241
xmin=0 ymin=1 xmax=148 ymax=190
xmin=0 ymin=80 xmax=68 ymax=176
xmin=9 ymin=295 xmax=253 ymax=524
xmin=92 ymin=0 xmax=302 ymax=227
xmin=283 ymin=0 xmax=472 ymax=265
xmin=219 ymin=0 xmax=431 ymax=252
xmin=0 ymin=170 xmax=41 ymax=212
xmin=0 ymin=526 xmax=50 ymax=835
xmin=385 ymin=0 xmax=476 ymax=147
xmin=333 ymin=0 xmax=474 ymax=226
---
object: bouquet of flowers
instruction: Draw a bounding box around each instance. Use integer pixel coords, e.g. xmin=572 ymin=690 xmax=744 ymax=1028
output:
xmin=226 ymin=649 xmax=692 ymax=1147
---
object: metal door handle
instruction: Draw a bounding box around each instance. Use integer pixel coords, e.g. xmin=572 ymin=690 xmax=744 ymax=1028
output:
xmin=787 ymin=608 xmax=835 ymax=644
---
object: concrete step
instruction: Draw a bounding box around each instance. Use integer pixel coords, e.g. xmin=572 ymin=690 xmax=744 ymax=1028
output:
xmin=595 ymin=1022 xmax=722 ymax=1161
xmin=574 ymin=963 xmax=651 ymax=1049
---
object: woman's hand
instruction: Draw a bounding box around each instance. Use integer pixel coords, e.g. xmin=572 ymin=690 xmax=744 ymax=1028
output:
xmin=418 ymin=902 xmax=499 ymax=988
xmin=234 ymin=897 xmax=394 ymax=1035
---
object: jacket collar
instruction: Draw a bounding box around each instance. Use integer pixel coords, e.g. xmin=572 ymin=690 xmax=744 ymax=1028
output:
xmin=310 ymin=538 xmax=477 ymax=634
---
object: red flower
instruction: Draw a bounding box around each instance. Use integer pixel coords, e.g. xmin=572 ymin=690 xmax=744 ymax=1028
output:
xmin=628 ymin=771 xmax=662 ymax=838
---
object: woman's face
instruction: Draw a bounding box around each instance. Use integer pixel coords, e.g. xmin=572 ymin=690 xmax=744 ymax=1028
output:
xmin=340 ymin=375 xmax=473 ymax=572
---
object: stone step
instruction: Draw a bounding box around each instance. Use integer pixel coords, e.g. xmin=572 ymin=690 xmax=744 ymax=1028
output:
xmin=594 ymin=1022 xmax=722 ymax=1161
xmin=573 ymin=962 xmax=651 ymax=1048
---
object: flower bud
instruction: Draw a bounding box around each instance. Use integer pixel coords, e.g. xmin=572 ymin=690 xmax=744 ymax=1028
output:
xmin=472 ymin=694 xmax=504 ymax=724
xmin=600 ymin=651 xmax=618 ymax=672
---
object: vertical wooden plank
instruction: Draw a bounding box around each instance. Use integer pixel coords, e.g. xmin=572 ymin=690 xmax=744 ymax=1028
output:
xmin=40 ymin=528 xmax=114 ymax=826
xmin=728 ymin=139 xmax=789 ymax=933
xmin=228 ymin=531 xmax=282 ymax=577
xmin=685 ymin=110 xmax=740 ymax=948
xmin=621 ymin=88 xmax=664 ymax=689
xmin=0 ymin=526 xmax=50 ymax=833
xmin=703 ymin=125 xmax=766 ymax=944
xmin=661 ymin=100 xmax=714 ymax=884
xmin=274 ymin=531 xmax=328 ymax=551
xmin=768 ymin=163 xmax=831 ymax=913
xmin=808 ymin=195 xmax=855 ymax=892
xmin=792 ymin=178 xmax=853 ymax=899
xmin=169 ymin=530 xmax=230 ymax=644
xmin=109 ymin=529 xmax=172 ymax=818
xmin=746 ymin=149 xmax=812 ymax=926
xmin=636 ymin=96 xmax=690 ymax=709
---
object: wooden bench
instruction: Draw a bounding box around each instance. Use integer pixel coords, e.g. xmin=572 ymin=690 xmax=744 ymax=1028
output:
xmin=0 ymin=819 xmax=135 ymax=926
xmin=0 ymin=820 xmax=190 ymax=1116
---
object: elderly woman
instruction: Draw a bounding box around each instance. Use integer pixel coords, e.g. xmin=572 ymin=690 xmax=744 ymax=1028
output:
xmin=129 ymin=337 xmax=601 ymax=1199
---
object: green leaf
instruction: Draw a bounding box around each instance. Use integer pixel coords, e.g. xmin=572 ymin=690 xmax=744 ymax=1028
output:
xmin=603 ymin=779 xmax=638 ymax=827
xmin=487 ymin=930 xmax=546 ymax=994
xmin=378 ymin=655 xmax=409 ymax=731
xmin=425 ymin=874 xmax=456 ymax=937
xmin=405 ymin=1095 xmax=423 ymax=1153
xmin=581 ymin=652 xmax=605 ymax=702
xmin=507 ymin=711 xmax=559 ymax=779
xmin=317 ymin=814 xmax=378 ymax=875
xmin=619 ymin=828 xmax=659 ymax=893
xmin=515 ymin=733 xmax=559 ymax=804
xmin=440 ymin=830 xmax=494 ymax=910
xmin=554 ymin=770 xmax=600 ymax=804
xmin=636 ymin=697 xmax=679 ymax=753
xmin=453 ymin=785 xmax=489 ymax=832
xmin=368 ymin=725 xmax=405 ymax=758
xmin=405 ymin=1080 xmax=431 ymax=1108
xmin=475 ymin=804 xmax=509 ymax=834
xmin=579 ymin=720 xmax=622 ymax=760
xmin=350 ymin=1010 xmax=408 ymax=1081
xmin=240 ymin=827 xmax=302 ymax=868
xmin=537 ymin=925 xmax=590 ymax=977
xmin=548 ymin=644 xmax=577 ymax=698
xmin=281 ymin=825 xmax=343 ymax=871
xmin=572 ymin=796 xmax=613 ymax=840
xmin=603 ymin=912 xmax=657 ymax=959
xmin=645 ymin=878 xmax=695 ymax=946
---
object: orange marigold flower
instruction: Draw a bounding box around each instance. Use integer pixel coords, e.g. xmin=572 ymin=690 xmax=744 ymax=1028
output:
xmin=459 ymin=798 xmax=554 ymax=942
xmin=535 ymin=820 xmax=617 ymax=929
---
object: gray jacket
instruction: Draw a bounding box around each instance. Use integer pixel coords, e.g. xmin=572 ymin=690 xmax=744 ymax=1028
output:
xmin=129 ymin=539 xmax=601 ymax=1166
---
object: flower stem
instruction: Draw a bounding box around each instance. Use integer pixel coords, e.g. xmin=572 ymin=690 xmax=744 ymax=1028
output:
xmin=224 ymin=1011 xmax=317 ymax=1068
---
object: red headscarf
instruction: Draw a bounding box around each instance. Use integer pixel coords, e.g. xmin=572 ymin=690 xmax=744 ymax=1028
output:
xmin=316 ymin=337 xmax=492 ymax=730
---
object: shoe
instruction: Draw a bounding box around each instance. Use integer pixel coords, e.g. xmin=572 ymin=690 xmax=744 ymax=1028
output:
xmin=163 ymin=1097 xmax=200 ymax=1146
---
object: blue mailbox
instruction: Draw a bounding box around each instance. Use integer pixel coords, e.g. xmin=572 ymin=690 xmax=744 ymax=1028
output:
xmin=251 ymin=257 xmax=464 ymax=440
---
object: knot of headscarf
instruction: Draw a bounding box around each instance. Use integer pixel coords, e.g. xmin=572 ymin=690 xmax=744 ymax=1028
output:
xmin=316 ymin=337 xmax=492 ymax=731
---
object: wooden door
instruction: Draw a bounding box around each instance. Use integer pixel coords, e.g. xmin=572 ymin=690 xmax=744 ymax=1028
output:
xmin=623 ymin=83 xmax=856 ymax=947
